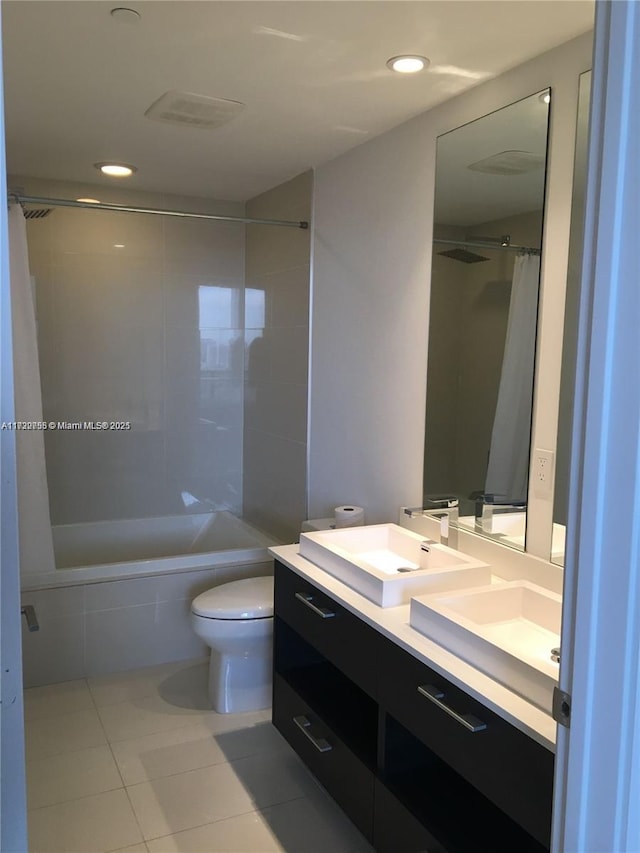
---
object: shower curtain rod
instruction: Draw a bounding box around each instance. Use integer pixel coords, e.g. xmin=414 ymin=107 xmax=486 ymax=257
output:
xmin=433 ymin=237 xmax=540 ymax=254
xmin=9 ymin=193 xmax=309 ymax=229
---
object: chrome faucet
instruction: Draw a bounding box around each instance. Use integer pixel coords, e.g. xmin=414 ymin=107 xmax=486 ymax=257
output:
xmin=404 ymin=496 xmax=459 ymax=548
xmin=474 ymin=494 xmax=526 ymax=533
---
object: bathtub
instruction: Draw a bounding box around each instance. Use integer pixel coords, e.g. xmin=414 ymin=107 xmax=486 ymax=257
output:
xmin=20 ymin=511 xmax=281 ymax=684
xmin=24 ymin=510 xmax=280 ymax=590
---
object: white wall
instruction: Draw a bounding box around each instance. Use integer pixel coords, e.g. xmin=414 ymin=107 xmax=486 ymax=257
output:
xmin=310 ymin=115 xmax=431 ymax=523
xmin=310 ymin=33 xmax=593 ymax=557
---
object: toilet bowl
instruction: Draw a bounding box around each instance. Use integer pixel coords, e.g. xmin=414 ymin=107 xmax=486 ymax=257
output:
xmin=190 ymin=576 xmax=274 ymax=714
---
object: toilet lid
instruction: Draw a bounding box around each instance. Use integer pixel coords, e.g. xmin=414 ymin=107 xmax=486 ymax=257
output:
xmin=191 ymin=576 xmax=274 ymax=620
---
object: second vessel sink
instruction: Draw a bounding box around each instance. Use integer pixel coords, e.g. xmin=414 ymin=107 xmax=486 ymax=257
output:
xmin=298 ymin=523 xmax=490 ymax=607
xmin=410 ymin=581 xmax=562 ymax=710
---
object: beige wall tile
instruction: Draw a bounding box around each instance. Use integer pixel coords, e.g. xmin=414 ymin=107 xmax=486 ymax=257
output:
xmin=21 ymin=177 xmax=245 ymax=525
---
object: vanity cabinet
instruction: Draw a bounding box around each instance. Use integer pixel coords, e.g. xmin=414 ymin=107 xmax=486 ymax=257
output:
xmin=378 ymin=639 xmax=554 ymax=846
xmin=272 ymin=560 xmax=554 ymax=852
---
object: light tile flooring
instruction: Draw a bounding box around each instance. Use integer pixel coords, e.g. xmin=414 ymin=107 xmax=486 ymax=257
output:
xmin=23 ymin=659 xmax=372 ymax=853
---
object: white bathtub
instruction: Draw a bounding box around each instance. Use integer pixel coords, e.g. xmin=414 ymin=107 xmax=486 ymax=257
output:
xmin=21 ymin=511 xmax=280 ymax=684
xmin=25 ymin=510 xmax=279 ymax=590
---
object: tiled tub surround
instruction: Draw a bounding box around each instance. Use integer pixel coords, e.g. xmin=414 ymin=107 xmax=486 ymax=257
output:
xmin=13 ymin=175 xmax=246 ymax=527
xmin=24 ymin=659 xmax=371 ymax=852
xmin=20 ymin=561 xmax=273 ymax=688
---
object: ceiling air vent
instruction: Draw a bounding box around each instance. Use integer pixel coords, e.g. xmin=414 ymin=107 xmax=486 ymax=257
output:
xmin=23 ymin=208 xmax=52 ymax=220
xmin=467 ymin=150 xmax=545 ymax=175
xmin=144 ymin=91 xmax=245 ymax=130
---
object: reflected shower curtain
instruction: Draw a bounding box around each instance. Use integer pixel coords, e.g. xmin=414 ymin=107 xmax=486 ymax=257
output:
xmin=485 ymin=252 xmax=540 ymax=503
xmin=8 ymin=203 xmax=55 ymax=578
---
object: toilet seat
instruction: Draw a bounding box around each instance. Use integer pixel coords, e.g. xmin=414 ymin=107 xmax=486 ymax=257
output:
xmin=191 ymin=576 xmax=274 ymax=620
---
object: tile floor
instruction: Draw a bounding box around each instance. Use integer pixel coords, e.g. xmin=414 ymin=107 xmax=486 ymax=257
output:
xmin=23 ymin=659 xmax=372 ymax=853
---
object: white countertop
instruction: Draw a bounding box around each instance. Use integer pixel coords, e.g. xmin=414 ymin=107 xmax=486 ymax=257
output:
xmin=270 ymin=543 xmax=557 ymax=753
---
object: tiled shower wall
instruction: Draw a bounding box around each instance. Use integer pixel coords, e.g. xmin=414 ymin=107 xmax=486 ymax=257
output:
xmin=243 ymin=172 xmax=312 ymax=543
xmin=13 ymin=176 xmax=246 ymax=525
xmin=14 ymin=173 xmax=310 ymax=685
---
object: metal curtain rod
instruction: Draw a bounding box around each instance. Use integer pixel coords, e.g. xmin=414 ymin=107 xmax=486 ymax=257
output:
xmin=9 ymin=194 xmax=309 ymax=229
xmin=433 ymin=236 xmax=540 ymax=254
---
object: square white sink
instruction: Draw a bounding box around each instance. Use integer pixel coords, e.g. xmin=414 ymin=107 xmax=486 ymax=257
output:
xmin=298 ymin=523 xmax=490 ymax=607
xmin=410 ymin=581 xmax=561 ymax=711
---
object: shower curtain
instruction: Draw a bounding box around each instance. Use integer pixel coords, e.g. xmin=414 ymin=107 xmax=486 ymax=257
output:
xmin=484 ymin=252 xmax=540 ymax=503
xmin=8 ymin=203 xmax=55 ymax=578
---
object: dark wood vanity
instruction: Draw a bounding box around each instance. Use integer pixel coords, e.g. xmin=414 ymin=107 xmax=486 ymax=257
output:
xmin=272 ymin=559 xmax=554 ymax=852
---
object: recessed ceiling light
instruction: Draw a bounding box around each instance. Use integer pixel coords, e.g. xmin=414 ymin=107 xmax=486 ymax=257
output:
xmin=386 ymin=55 xmax=430 ymax=74
xmin=76 ymin=197 xmax=100 ymax=204
xmin=95 ymin=162 xmax=137 ymax=177
xmin=114 ymin=244 xmax=125 ymax=249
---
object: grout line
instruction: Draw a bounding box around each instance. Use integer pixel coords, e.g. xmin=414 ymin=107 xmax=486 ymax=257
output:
xmin=96 ymin=710 xmax=219 ymax=746
xmin=26 ymin=775 xmax=124 ymax=814
xmin=26 ymin=784 xmax=128 ymax=815
xmin=141 ymin=805 xmax=264 ymax=844
xmin=141 ymin=795 xmax=308 ymax=844
xmin=94 ymin=697 xmax=148 ymax=848
xmin=103 ymin=713 xmax=271 ymax=747
xmin=23 ymin=703 xmax=97 ymax=725
xmin=122 ymin=782 xmax=148 ymax=848
xmin=86 ymin=658 xmax=208 ymax=698
xmin=25 ymin=736 xmax=111 ymax=765
xmin=120 ymin=738 xmax=290 ymax=790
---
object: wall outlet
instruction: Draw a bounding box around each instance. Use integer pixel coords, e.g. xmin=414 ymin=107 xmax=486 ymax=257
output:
xmin=533 ymin=448 xmax=555 ymax=499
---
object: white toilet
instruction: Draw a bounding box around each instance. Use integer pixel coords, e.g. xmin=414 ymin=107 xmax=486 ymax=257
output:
xmin=190 ymin=576 xmax=274 ymax=714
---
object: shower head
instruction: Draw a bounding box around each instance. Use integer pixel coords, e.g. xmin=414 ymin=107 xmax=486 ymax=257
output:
xmin=437 ymin=247 xmax=489 ymax=264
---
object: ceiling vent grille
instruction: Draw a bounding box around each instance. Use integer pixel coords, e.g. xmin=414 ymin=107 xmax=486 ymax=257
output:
xmin=467 ymin=150 xmax=545 ymax=175
xmin=144 ymin=91 xmax=245 ymax=130
xmin=23 ymin=208 xmax=52 ymax=220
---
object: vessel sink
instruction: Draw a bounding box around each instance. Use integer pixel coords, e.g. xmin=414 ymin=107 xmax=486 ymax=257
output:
xmin=298 ymin=523 xmax=490 ymax=607
xmin=410 ymin=581 xmax=562 ymax=710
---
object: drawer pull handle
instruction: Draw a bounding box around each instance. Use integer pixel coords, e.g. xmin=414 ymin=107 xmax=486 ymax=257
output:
xmin=293 ymin=715 xmax=333 ymax=753
xmin=417 ymin=684 xmax=487 ymax=733
xmin=294 ymin=592 xmax=336 ymax=619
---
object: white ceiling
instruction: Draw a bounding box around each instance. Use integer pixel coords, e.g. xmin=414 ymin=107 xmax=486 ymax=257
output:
xmin=2 ymin=1 xmax=594 ymax=202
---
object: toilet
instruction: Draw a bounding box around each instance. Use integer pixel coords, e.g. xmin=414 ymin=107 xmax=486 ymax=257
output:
xmin=191 ymin=576 xmax=274 ymax=714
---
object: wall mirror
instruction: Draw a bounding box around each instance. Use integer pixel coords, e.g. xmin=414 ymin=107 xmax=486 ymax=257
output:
xmin=423 ymin=90 xmax=551 ymax=552
xmin=552 ymin=70 xmax=592 ymax=566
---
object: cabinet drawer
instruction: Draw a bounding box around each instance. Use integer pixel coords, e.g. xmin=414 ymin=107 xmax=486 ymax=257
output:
xmin=378 ymin=636 xmax=553 ymax=848
xmin=272 ymin=673 xmax=374 ymax=841
xmin=274 ymin=561 xmax=378 ymax=697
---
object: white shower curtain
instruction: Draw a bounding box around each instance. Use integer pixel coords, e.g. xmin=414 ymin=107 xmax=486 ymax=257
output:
xmin=485 ymin=252 xmax=540 ymax=503
xmin=8 ymin=203 xmax=55 ymax=578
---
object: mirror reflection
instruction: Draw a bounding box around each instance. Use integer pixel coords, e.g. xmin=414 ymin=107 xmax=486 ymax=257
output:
xmin=552 ymin=70 xmax=592 ymax=566
xmin=423 ymin=90 xmax=551 ymax=551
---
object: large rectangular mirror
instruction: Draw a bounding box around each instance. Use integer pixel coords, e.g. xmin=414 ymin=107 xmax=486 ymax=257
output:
xmin=423 ymin=90 xmax=551 ymax=551
xmin=552 ymin=70 xmax=592 ymax=566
